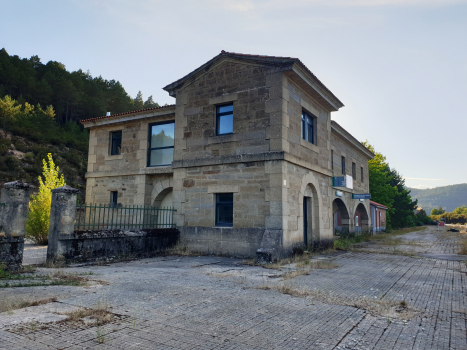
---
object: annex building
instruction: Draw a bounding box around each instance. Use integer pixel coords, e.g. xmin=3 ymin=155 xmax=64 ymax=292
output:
xmin=81 ymin=51 xmax=374 ymax=260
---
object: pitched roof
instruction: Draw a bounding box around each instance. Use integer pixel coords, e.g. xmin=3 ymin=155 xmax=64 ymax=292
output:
xmin=80 ymin=105 xmax=175 ymax=124
xmin=370 ymin=200 xmax=389 ymax=209
xmin=163 ymin=51 xmax=344 ymax=111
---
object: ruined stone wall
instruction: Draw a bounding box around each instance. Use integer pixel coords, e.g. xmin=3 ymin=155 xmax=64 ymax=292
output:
xmin=55 ymin=229 xmax=179 ymax=263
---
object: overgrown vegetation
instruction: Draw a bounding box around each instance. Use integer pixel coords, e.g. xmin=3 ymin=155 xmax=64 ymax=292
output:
xmin=26 ymin=153 xmax=65 ymax=244
xmin=334 ymin=226 xmax=426 ymax=250
xmin=0 ymin=295 xmax=57 ymax=314
xmin=0 ymin=48 xmax=162 ymax=189
xmin=362 ymin=141 xmax=418 ymax=229
xmin=0 ymin=264 xmax=90 ymax=288
xmin=431 ymin=207 xmax=467 ymax=224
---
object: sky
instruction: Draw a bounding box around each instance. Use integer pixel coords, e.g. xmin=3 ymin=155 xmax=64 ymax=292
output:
xmin=1 ymin=0 xmax=466 ymax=189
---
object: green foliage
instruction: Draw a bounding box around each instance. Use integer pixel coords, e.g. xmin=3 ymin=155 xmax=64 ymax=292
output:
xmin=431 ymin=206 xmax=446 ymax=216
xmin=362 ymin=141 xmax=417 ymax=229
xmin=430 ymin=212 xmax=467 ymax=224
xmin=453 ymin=205 xmax=467 ymax=215
xmin=0 ymin=48 xmax=157 ymax=124
xmin=26 ymin=154 xmax=66 ymax=244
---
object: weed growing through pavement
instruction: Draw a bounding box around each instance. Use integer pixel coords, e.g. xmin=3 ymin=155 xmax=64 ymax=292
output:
xmin=0 ymin=296 xmax=58 ymax=314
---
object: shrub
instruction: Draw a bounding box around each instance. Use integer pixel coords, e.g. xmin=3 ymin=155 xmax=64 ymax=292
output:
xmin=26 ymin=153 xmax=66 ymax=244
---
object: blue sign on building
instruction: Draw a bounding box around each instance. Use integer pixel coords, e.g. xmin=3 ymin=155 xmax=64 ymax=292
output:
xmin=352 ymin=193 xmax=371 ymax=200
xmin=332 ymin=176 xmax=345 ymax=187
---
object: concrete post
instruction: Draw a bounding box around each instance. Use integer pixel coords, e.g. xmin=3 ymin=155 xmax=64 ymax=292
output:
xmin=0 ymin=181 xmax=32 ymax=270
xmin=47 ymin=185 xmax=79 ymax=262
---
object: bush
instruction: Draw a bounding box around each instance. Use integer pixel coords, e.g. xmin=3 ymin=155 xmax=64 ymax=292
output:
xmin=26 ymin=153 xmax=66 ymax=244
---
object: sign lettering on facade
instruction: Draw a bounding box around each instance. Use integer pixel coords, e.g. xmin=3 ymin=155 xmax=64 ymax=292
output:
xmin=352 ymin=193 xmax=371 ymax=200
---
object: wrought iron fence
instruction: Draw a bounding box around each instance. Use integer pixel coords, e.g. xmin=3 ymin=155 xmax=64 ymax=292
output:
xmin=74 ymin=203 xmax=176 ymax=231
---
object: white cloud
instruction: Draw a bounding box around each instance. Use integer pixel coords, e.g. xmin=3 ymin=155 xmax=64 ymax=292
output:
xmin=211 ymin=0 xmax=467 ymax=12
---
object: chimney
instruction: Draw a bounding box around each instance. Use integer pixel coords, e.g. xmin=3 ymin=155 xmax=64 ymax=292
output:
xmin=106 ymin=112 xmax=111 ymax=116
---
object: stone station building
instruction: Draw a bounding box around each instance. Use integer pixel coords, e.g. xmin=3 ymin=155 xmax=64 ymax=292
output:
xmin=81 ymin=51 xmax=374 ymax=259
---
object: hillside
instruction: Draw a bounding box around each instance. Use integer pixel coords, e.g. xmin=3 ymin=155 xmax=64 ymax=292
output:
xmin=408 ymin=184 xmax=467 ymax=213
xmin=0 ymin=48 xmax=160 ymax=197
xmin=0 ymin=128 xmax=87 ymax=196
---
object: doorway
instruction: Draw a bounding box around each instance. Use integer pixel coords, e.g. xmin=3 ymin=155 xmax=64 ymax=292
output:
xmin=303 ymin=196 xmax=312 ymax=246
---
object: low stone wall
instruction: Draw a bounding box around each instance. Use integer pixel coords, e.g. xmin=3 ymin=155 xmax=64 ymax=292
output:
xmin=0 ymin=237 xmax=24 ymax=271
xmin=54 ymin=228 xmax=179 ymax=263
xmin=179 ymin=227 xmax=264 ymax=258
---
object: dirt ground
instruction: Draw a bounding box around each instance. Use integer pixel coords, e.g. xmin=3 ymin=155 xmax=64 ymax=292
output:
xmin=1 ymin=225 xmax=466 ymax=349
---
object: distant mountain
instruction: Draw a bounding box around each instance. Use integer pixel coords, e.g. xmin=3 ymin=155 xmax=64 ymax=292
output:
xmin=408 ymin=184 xmax=467 ymax=213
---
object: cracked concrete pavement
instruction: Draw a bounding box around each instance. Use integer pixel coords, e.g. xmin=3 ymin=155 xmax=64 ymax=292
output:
xmin=1 ymin=226 xmax=466 ymax=349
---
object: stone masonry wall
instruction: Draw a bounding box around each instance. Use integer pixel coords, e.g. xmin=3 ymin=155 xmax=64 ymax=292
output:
xmin=330 ymin=131 xmax=370 ymax=194
xmin=56 ymin=229 xmax=179 ymax=263
xmin=85 ymin=112 xmax=175 ymax=206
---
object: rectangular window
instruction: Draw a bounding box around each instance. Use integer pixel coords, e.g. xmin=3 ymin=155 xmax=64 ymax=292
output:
xmin=110 ymin=131 xmax=122 ymax=155
xmin=341 ymin=156 xmax=345 ymax=175
xmin=331 ymin=150 xmax=334 ymax=170
xmin=110 ymin=191 xmax=118 ymax=207
xmin=215 ymin=193 xmax=233 ymax=227
xmin=216 ymin=104 xmax=233 ymax=135
xmin=148 ymin=121 xmax=175 ymax=167
xmin=301 ymin=111 xmax=316 ymax=144
xmin=361 ymin=167 xmax=364 ymax=182
xmin=352 ymin=162 xmax=356 ymax=180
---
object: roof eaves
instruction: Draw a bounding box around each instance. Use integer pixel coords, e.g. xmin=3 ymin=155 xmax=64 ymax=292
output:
xmin=80 ymin=105 xmax=176 ymax=124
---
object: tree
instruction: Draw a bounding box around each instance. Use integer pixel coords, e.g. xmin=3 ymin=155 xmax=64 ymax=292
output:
xmin=388 ymin=168 xmax=418 ymax=228
xmin=431 ymin=206 xmax=446 ymax=216
xmin=362 ymin=141 xmax=398 ymax=227
xmin=144 ymin=95 xmax=159 ymax=109
xmin=133 ymin=90 xmax=144 ymax=110
xmin=26 ymin=153 xmax=66 ymax=244
xmin=0 ymin=95 xmax=21 ymax=127
xmin=453 ymin=205 xmax=467 ymax=215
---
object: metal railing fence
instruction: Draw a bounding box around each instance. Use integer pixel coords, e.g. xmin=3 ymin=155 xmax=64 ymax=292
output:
xmin=74 ymin=203 xmax=176 ymax=231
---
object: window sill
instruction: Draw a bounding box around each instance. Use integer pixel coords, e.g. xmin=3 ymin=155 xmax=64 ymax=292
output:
xmin=300 ymin=139 xmax=319 ymax=153
xmin=210 ymin=133 xmax=236 ymax=144
xmin=105 ymin=154 xmax=123 ymax=160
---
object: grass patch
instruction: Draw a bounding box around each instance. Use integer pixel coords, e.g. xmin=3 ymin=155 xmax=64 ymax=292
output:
xmin=459 ymin=237 xmax=467 ymax=255
xmin=0 ymin=268 xmax=92 ymax=288
xmin=0 ymin=296 xmax=57 ymax=314
xmin=61 ymin=301 xmax=112 ymax=326
xmin=334 ymin=226 xmax=427 ymax=251
xmin=165 ymin=243 xmax=200 ymax=257
xmin=244 ymin=251 xmax=315 ymax=271
xmin=281 ymin=269 xmax=310 ymax=280
xmin=255 ymin=284 xmax=417 ymax=320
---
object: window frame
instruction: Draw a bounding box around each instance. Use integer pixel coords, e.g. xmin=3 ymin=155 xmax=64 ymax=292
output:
xmin=215 ymin=193 xmax=233 ymax=227
xmin=301 ymin=110 xmax=316 ymax=145
xmin=110 ymin=191 xmax=118 ymax=207
xmin=147 ymin=120 xmax=175 ymax=167
xmin=341 ymin=156 xmax=346 ymax=175
xmin=352 ymin=162 xmax=356 ymax=180
xmin=361 ymin=167 xmax=364 ymax=182
xmin=331 ymin=150 xmax=334 ymax=171
xmin=216 ymin=103 xmax=234 ymax=136
xmin=110 ymin=130 xmax=122 ymax=156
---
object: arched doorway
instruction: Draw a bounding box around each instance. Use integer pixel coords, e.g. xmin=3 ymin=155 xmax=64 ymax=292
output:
xmin=302 ymin=184 xmax=320 ymax=247
xmin=332 ymin=198 xmax=350 ymax=235
xmin=354 ymin=203 xmax=369 ymax=233
xmin=153 ymin=187 xmax=173 ymax=228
